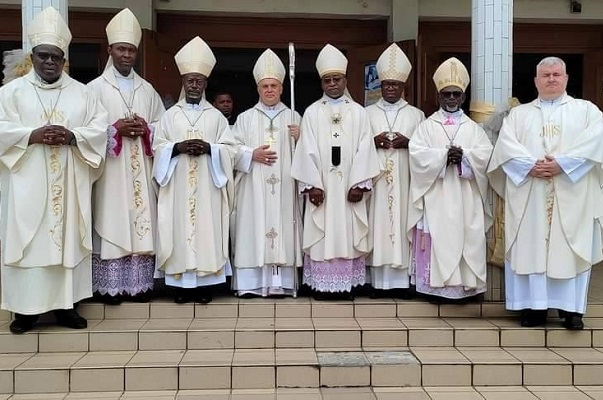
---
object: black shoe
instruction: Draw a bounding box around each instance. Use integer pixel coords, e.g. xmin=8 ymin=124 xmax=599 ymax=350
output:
xmin=558 ymin=309 xmax=568 ymax=319
xmin=101 ymin=294 xmax=123 ymax=306
xmin=54 ymin=309 xmax=87 ymax=329
xmin=520 ymin=309 xmax=547 ymax=327
xmin=369 ymin=288 xmax=382 ymax=299
xmin=395 ymin=288 xmax=414 ymax=300
xmin=174 ymin=289 xmax=191 ymax=304
xmin=196 ymin=288 xmax=213 ymax=304
xmin=130 ymin=290 xmax=153 ymax=303
xmin=313 ymin=291 xmax=328 ymax=301
xmin=9 ymin=314 xmax=38 ymax=334
xmin=239 ymin=293 xmax=258 ymax=299
xmin=562 ymin=312 xmax=584 ymax=330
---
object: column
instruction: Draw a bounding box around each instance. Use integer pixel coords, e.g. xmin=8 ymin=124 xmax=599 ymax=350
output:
xmin=125 ymin=0 xmax=154 ymax=30
xmin=22 ymin=0 xmax=69 ymax=54
xmin=470 ymin=0 xmax=513 ymax=302
xmin=390 ymin=0 xmax=419 ymax=42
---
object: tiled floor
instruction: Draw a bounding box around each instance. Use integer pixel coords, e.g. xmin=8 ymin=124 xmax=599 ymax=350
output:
xmin=6 ymin=386 xmax=603 ymax=399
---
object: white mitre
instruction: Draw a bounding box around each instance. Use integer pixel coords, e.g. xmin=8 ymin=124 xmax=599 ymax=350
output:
xmin=28 ymin=6 xmax=72 ymax=54
xmin=433 ymin=57 xmax=470 ymax=92
xmin=106 ymin=8 xmax=141 ymax=47
xmin=253 ymin=49 xmax=285 ymax=84
xmin=316 ymin=44 xmax=347 ymax=77
xmin=376 ymin=43 xmax=412 ymax=83
xmin=174 ymin=36 xmax=216 ymax=77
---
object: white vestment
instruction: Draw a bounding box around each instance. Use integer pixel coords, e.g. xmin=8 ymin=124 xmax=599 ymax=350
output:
xmin=408 ymin=110 xmax=493 ymax=298
xmin=291 ymin=94 xmax=380 ymax=292
xmin=231 ymin=102 xmax=302 ymax=296
xmin=153 ymin=99 xmax=235 ymax=288
xmin=488 ymin=95 xmax=603 ymax=313
xmin=87 ymin=66 xmax=165 ymax=260
xmin=0 ymin=70 xmax=108 ymax=314
xmin=366 ymin=98 xmax=425 ymax=289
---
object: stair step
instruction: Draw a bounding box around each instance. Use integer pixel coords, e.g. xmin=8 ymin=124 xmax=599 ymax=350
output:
xmin=3 ymin=347 xmax=603 ymax=394
xmin=4 ymin=386 xmax=603 ymax=399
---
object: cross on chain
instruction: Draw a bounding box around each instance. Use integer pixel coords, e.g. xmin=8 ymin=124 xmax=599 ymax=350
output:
xmin=187 ymin=129 xmax=202 ymax=140
xmin=265 ymin=173 xmax=280 ymax=195
xmin=265 ymin=122 xmax=278 ymax=146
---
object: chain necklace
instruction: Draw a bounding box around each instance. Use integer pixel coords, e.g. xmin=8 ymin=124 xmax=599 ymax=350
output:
xmin=32 ymin=84 xmax=64 ymax=124
xmin=180 ymin=105 xmax=206 ymax=139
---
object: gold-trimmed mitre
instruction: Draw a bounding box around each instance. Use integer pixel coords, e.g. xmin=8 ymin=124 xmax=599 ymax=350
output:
xmin=433 ymin=57 xmax=470 ymax=92
xmin=315 ymin=44 xmax=347 ymax=78
xmin=174 ymin=36 xmax=216 ymax=77
xmin=253 ymin=49 xmax=285 ymax=84
xmin=28 ymin=6 xmax=72 ymax=54
xmin=376 ymin=43 xmax=412 ymax=83
xmin=106 ymin=8 xmax=142 ymax=47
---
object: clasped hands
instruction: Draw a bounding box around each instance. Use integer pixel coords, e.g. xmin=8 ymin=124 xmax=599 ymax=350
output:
xmin=374 ymin=132 xmax=409 ymax=150
xmin=176 ymin=139 xmax=211 ymax=156
xmin=115 ymin=115 xmax=148 ymax=139
xmin=528 ymin=155 xmax=562 ymax=179
xmin=304 ymin=187 xmax=367 ymax=206
xmin=447 ymin=145 xmax=463 ymax=166
xmin=30 ymin=125 xmax=75 ymax=146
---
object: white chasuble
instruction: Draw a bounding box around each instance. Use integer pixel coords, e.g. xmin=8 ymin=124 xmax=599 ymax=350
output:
xmin=366 ymin=98 xmax=424 ymax=289
xmin=88 ymin=67 xmax=165 ymax=259
xmin=231 ymin=102 xmax=302 ymax=295
xmin=408 ymin=111 xmax=493 ymax=290
xmin=153 ymin=99 xmax=235 ymax=287
xmin=488 ymin=95 xmax=603 ymax=312
xmin=291 ymin=95 xmax=380 ymax=262
xmin=0 ymin=70 xmax=108 ymax=314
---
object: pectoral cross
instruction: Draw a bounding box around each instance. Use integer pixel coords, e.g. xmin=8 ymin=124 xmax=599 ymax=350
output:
xmin=265 ymin=173 xmax=280 ymax=195
xmin=266 ymin=122 xmax=278 ymax=146
xmin=266 ymin=227 xmax=278 ymax=250
xmin=124 ymin=110 xmax=136 ymax=120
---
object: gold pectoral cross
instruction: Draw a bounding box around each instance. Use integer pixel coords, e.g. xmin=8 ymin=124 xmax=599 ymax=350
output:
xmin=124 ymin=110 xmax=137 ymax=120
xmin=42 ymin=110 xmax=64 ymax=124
xmin=266 ymin=122 xmax=278 ymax=147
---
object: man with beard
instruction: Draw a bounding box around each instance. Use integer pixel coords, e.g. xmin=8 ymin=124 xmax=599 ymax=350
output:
xmin=153 ymin=36 xmax=234 ymax=304
xmin=488 ymin=57 xmax=603 ymax=329
xmin=291 ymin=44 xmax=380 ymax=300
xmin=0 ymin=7 xmax=108 ymax=333
xmin=366 ymin=43 xmax=424 ymax=298
xmin=231 ymin=49 xmax=302 ymax=297
xmin=408 ymin=57 xmax=493 ymax=302
xmin=88 ymin=8 xmax=165 ymax=305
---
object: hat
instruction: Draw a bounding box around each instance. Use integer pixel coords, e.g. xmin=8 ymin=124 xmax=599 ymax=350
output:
xmin=433 ymin=57 xmax=470 ymax=92
xmin=376 ymin=43 xmax=412 ymax=83
xmin=28 ymin=6 xmax=72 ymax=55
xmin=174 ymin=36 xmax=216 ymax=77
xmin=106 ymin=8 xmax=141 ymax=47
xmin=253 ymin=49 xmax=285 ymax=84
xmin=315 ymin=44 xmax=347 ymax=78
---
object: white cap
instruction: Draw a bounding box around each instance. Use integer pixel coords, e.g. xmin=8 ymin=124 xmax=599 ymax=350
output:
xmin=174 ymin=36 xmax=216 ymax=77
xmin=253 ymin=49 xmax=285 ymax=84
xmin=433 ymin=57 xmax=470 ymax=92
xmin=106 ymin=8 xmax=142 ymax=47
xmin=315 ymin=44 xmax=347 ymax=78
xmin=28 ymin=6 xmax=72 ymax=55
xmin=376 ymin=43 xmax=412 ymax=83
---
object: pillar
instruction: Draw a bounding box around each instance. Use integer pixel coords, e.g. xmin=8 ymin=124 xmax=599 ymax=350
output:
xmin=22 ymin=0 xmax=69 ymax=54
xmin=470 ymin=0 xmax=513 ymax=302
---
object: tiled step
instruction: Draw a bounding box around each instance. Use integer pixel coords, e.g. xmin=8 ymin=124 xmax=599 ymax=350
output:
xmin=1 ymin=315 xmax=601 ymax=354
xmin=3 ymin=387 xmax=603 ymax=400
xmin=3 ymin=347 xmax=603 ymax=394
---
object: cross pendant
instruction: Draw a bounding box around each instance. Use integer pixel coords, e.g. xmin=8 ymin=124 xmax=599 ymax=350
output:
xmin=187 ymin=129 xmax=202 ymax=139
xmin=266 ymin=135 xmax=277 ymax=147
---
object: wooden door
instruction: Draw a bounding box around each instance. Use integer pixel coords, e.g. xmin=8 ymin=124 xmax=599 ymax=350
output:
xmin=347 ymin=40 xmax=417 ymax=106
xmin=140 ymin=30 xmax=182 ymax=107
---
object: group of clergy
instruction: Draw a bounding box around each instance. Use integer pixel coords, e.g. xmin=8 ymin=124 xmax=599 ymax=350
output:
xmin=0 ymin=6 xmax=601 ymax=335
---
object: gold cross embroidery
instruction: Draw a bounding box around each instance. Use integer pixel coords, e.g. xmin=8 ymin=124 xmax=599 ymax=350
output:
xmin=266 ymin=227 xmax=278 ymax=249
xmin=265 ymin=173 xmax=280 ymax=195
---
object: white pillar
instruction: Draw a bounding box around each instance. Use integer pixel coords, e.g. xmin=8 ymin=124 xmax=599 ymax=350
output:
xmin=390 ymin=0 xmax=419 ymax=42
xmin=125 ymin=0 xmax=154 ymax=31
xmin=22 ymin=0 xmax=69 ymax=53
xmin=471 ymin=0 xmax=513 ymax=302
xmin=471 ymin=0 xmax=513 ymax=110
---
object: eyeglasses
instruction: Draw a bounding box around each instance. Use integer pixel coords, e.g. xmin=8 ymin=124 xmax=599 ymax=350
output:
xmin=33 ymin=52 xmax=64 ymax=63
xmin=322 ymin=76 xmax=344 ymax=84
xmin=440 ymin=91 xmax=463 ymax=99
